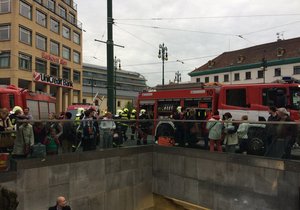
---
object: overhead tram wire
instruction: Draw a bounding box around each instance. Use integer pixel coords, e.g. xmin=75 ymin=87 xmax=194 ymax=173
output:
xmin=115 ymin=13 xmax=300 ymax=21
xmin=115 ymin=22 xmax=235 ymax=36
xmin=114 ymin=23 xmax=196 ymax=68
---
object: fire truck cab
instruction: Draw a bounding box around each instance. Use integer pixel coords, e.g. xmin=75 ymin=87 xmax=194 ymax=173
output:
xmin=0 ymin=85 xmax=56 ymax=119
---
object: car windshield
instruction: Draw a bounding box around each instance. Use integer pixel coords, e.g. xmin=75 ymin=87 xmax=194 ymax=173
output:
xmin=290 ymin=87 xmax=300 ymax=110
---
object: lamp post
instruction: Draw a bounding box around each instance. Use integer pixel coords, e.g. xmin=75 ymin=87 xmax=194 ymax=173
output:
xmin=158 ymin=43 xmax=168 ymax=86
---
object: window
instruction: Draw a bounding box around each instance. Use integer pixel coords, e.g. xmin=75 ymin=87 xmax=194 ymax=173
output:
xmin=214 ymin=75 xmax=219 ymax=82
xmin=62 ymin=68 xmax=70 ymax=79
xmin=50 ymin=40 xmax=59 ymax=55
xmin=63 ymin=0 xmax=71 ymax=5
xmin=196 ymin=78 xmax=200 ymax=83
xmin=50 ymin=18 xmax=59 ymax=34
xmin=73 ymin=70 xmax=80 ymax=83
xmin=62 ymin=46 xmax=70 ymax=60
xmin=62 ymin=25 xmax=70 ymax=39
xmin=0 ymin=52 xmax=10 ymax=68
xmin=245 ymin=72 xmax=251 ymax=80
xmin=73 ymin=31 xmax=80 ymax=44
xmin=58 ymin=5 xmax=66 ymax=19
xmin=20 ymin=1 xmax=32 ymax=19
xmin=69 ymin=12 xmax=75 ymax=24
xmin=0 ymin=24 xmax=10 ymax=40
xmin=0 ymin=0 xmax=11 ymax=13
xmin=36 ymin=10 xmax=46 ymax=27
xmin=73 ymin=51 xmax=80 ymax=64
xmin=19 ymin=53 xmax=31 ymax=71
xmin=117 ymin=101 xmax=121 ymax=107
xmin=205 ymin=77 xmax=209 ymax=83
xmin=50 ymin=63 xmax=59 ymax=76
xmin=82 ymin=99 xmax=87 ymax=104
xmin=34 ymin=0 xmax=42 ymax=4
xmin=36 ymin=59 xmax=46 ymax=73
xmin=226 ymin=89 xmax=247 ymax=107
xmin=262 ymin=88 xmax=286 ymax=107
xmin=19 ymin=27 xmax=31 ymax=45
xmin=36 ymin=34 xmax=47 ymax=51
xmin=47 ymin=0 xmax=55 ymax=12
xmin=274 ymin=68 xmax=281 ymax=77
xmin=234 ymin=73 xmax=240 ymax=81
xmin=224 ymin=74 xmax=229 ymax=82
xmin=257 ymin=70 xmax=264 ymax=78
xmin=293 ymin=66 xmax=300 ymax=75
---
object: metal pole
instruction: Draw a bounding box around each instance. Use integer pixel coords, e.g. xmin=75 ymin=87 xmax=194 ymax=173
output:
xmin=162 ymin=56 xmax=165 ymax=86
xmin=107 ymin=0 xmax=115 ymax=114
xmin=91 ymin=79 xmax=94 ymax=103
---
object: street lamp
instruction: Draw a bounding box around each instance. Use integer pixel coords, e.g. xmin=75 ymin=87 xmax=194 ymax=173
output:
xmin=158 ymin=43 xmax=168 ymax=86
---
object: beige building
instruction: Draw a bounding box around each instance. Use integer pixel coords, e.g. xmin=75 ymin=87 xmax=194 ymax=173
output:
xmin=0 ymin=0 xmax=82 ymax=113
xmin=189 ymin=37 xmax=300 ymax=84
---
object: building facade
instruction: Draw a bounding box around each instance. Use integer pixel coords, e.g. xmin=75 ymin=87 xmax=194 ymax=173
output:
xmin=82 ymin=63 xmax=147 ymax=114
xmin=189 ymin=37 xmax=300 ymax=84
xmin=0 ymin=0 xmax=83 ymax=112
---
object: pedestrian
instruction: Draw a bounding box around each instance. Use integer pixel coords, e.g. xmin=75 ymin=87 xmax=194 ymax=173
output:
xmin=186 ymin=108 xmax=199 ymax=147
xmin=43 ymin=127 xmax=60 ymax=155
xmin=223 ymin=112 xmax=238 ymax=153
xmin=60 ymin=112 xmax=75 ymax=153
xmin=137 ymin=109 xmax=150 ymax=145
xmin=99 ymin=112 xmax=116 ymax=148
xmin=0 ymin=108 xmax=14 ymax=152
xmin=272 ymin=108 xmax=296 ymax=158
xmin=206 ymin=111 xmax=223 ymax=152
xmin=23 ymin=107 xmax=33 ymax=120
xmin=49 ymin=196 xmax=71 ymax=210
xmin=172 ymin=106 xmax=185 ymax=147
xmin=78 ymin=110 xmax=97 ymax=151
xmin=12 ymin=121 xmax=34 ymax=158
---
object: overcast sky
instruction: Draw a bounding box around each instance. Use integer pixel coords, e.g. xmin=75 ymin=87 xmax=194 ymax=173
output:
xmin=78 ymin=0 xmax=300 ymax=86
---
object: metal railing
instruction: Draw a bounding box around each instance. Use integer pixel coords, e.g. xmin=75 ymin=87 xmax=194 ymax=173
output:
xmin=0 ymin=118 xmax=299 ymax=171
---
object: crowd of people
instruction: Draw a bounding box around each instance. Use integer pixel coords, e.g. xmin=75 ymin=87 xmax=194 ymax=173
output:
xmin=0 ymin=106 xmax=152 ymax=158
xmin=0 ymin=105 xmax=298 ymax=159
xmin=168 ymin=105 xmax=299 ymax=159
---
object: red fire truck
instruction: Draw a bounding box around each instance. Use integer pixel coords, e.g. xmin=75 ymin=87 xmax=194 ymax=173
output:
xmin=0 ymin=85 xmax=56 ymax=119
xmin=138 ymin=82 xmax=300 ymax=145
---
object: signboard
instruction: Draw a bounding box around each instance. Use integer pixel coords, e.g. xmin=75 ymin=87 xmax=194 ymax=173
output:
xmin=41 ymin=52 xmax=67 ymax=66
xmin=33 ymin=72 xmax=73 ymax=89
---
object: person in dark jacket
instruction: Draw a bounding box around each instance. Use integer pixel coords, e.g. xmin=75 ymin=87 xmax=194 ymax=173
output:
xmin=60 ymin=112 xmax=75 ymax=153
xmin=49 ymin=196 xmax=71 ymax=210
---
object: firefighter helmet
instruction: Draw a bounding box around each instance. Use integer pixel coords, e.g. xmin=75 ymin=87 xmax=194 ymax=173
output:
xmin=76 ymin=108 xmax=85 ymax=117
xmin=140 ymin=109 xmax=146 ymax=115
xmin=131 ymin=109 xmax=136 ymax=114
xmin=177 ymin=106 xmax=182 ymax=113
xmin=123 ymin=108 xmax=129 ymax=113
xmin=12 ymin=106 xmax=23 ymax=114
xmin=117 ymin=109 xmax=123 ymax=115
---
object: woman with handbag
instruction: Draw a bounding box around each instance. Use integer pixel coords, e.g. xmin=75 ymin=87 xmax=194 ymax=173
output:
xmin=12 ymin=121 xmax=34 ymax=158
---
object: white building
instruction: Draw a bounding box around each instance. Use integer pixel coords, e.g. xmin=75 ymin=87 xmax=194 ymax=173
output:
xmin=189 ymin=37 xmax=300 ymax=84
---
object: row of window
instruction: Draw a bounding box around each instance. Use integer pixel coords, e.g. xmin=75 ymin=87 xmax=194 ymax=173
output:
xmin=0 ymin=51 xmax=81 ymax=83
xmin=19 ymin=1 xmax=81 ymax=44
xmin=34 ymin=0 xmax=77 ymax=11
xmin=196 ymin=67 xmax=300 ymax=83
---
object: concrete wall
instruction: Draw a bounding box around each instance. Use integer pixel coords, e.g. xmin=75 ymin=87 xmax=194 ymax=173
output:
xmin=0 ymin=146 xmax=154 ymax=210
xmin=153 ymin=146 xmax=300 ymax=210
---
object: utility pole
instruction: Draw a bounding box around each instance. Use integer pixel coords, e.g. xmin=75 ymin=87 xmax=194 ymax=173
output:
xmin=158 ymin=43 xmax=168 ymax=86
xmin=107 ymin=0 xmax=115 ymax=114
